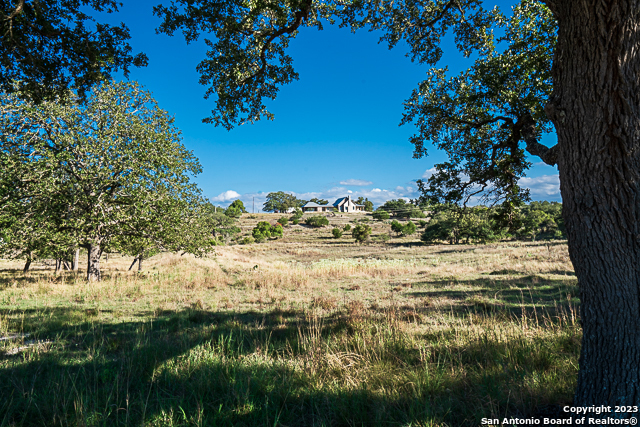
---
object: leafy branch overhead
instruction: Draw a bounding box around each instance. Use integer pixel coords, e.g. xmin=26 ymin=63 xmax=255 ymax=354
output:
xmin=0 ymin=0 xmax=148 ymax=102
xmin=404 ymin=1 xmax=556 ymax=212
xmin=155 ymin=0 xmax=558 ymax=215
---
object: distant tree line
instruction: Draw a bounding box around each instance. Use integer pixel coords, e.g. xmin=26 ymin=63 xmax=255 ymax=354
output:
xmin=418 ymin=201 xmax=565 ymax=245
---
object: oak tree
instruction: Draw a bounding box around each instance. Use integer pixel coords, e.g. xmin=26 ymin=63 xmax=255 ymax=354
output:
xmin=0 ymin=0 xmax=147 ymax=102
xmin=0 ymin=81 xmax=203 ymax=281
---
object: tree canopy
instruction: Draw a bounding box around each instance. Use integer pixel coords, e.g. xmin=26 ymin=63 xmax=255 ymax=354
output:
xmin=262 ymin=191 xmax=306 ymax=212
xmin=0 ymin=81 xmax=209 ymax=280
xmin=0 ymin=0 xmax=148 ymax=102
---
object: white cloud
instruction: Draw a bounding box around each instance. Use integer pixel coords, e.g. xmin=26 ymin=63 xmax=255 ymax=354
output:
xmin=519 ymin=174 xmax=560 ymax=197
xmin=371 ymin=188 xmax=382 ymax=193
xmin=422 ymin=167 xmax=437 ymax=179
xmin=211 ymin=190 xmax=241 ymax=202
xmin=339 ymin=179 xmax=373 ymax=186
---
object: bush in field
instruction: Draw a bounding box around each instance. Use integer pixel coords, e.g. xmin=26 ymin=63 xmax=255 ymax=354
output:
xmin=403 ymin=221 xmax=417 ymax=236
xmin=240 ymin=236 xmax=255 ymax=245
xmin=332 ymin=228 xmax=343 ymax=238
xmin=373 ymin=210 xmax=390 ymax=220
xmin=418 ymin=220 xmax=428 ymax=228
xmin=305 ymin=216 xmax=329 ymax=228
xmin=252 ymin=221 xmax=272 ymax=243
xmin=343 ymin=224 xmax=351 ymax=232
xmin=289 ymin=208 xmax=303 ymax=222
xmin=278 ymin=217 xmax=289 ymax=227
xmin=352 ymin=224 xmax=372 ymax=243
xmin=391 ymin=220 xmax=404 ymax=235
xmin=271 ymin=224 xmax=283 ymax=239
xmin=292 ymin=219 xmax=299 ymax=225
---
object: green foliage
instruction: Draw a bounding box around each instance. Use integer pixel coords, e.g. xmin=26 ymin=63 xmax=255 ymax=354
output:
xmin=372 ymin=210 xmax=390 ymax=221
xmin=390 ymin=220 xmax=404 ymax=235
xmin=332 ymin=228 xmax=343 ymax=239
xmin=263 ymin=192 xmax=306 ymax=213
xmin=228 ymin=199 xmax=248 ymax=213
xmin=355 ymin=197 xmax=374 ymax=212
xmin=224 ymin=205 xmax=243 ymax=218
xmin=292 ymin=219 xmax=300 ymax=225
xmin=240 ymin=236 xmax=255 ymax=245
xmin=271 ymin=224 xmax=284 ymax=239
xmin=351 ymin=224 xmax=372 ymax=244
xmin=402 ymin=221 xmax=417 ymax=236
xmin=289 ymin=208 xmax=303 ymax=222
xmin=0 ymin=1 xmax=147 ymax=103
xmin=309 ymin=198 xmax=329 ymax=205
xmin=252 ymin=221 xmax=272 ymax=243
xmin=343 ymin=224 xmax=351 ymax=232
xmin=379 ymin=199 xmax=425 ymax=219
xmin=305 ymin=216 xmax=329 ymax=228
xmin=418 ymin=220 xmax=428 ymax=228
xmin=278 ymin=217 xmax=289 ymax=227
xmin=251 ymin=221 xmax=282 ymax=243
xmin=0 ymin=81 xmax=207 ymax=278
xmin=408 ymin=1 xmax=556 ymax=217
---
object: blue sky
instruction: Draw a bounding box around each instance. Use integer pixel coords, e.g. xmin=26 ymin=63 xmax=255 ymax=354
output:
xmin=98 ymin=1 xmax=560 ymax=212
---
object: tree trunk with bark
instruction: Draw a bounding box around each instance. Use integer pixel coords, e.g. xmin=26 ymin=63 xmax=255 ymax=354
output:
xmin=23 ymin=254 xmax=32 ymax=273
xmin=547 ymin=0 xmax=640 ymax=408
xmin=138 ymin=254 xmax=143 ymax=271
xmin=72 ymin=248 xmax=79 ymax=271
xmin=86 ymin=243 xmax=101 ymax=282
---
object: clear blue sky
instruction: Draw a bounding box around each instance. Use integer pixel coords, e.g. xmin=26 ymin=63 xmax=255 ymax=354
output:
xmin=98 ymin=1 xmax=560 ymax=212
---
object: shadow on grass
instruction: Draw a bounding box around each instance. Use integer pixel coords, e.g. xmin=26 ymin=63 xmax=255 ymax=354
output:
xmin=0 ymin=303 xmax=577 ymax=426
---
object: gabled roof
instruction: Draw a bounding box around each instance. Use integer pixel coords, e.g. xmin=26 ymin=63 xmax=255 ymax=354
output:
xmin=303 ymin=202 xmax=327 ymax=208
xmin=333 ymin=197 xmax=347 ymax=207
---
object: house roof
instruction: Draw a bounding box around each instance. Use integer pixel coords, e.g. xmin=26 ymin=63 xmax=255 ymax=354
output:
xmin=333 ymin=196 xmax=365 ymax=207
xmin=303 ymin=202 xmax=327 ymax=208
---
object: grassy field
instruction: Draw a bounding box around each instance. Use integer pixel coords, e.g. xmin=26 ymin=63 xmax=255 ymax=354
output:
xmin=0 ymin=213 xmax=580 ymax=426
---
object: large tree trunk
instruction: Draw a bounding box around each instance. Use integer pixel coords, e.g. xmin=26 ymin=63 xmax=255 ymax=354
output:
xmin=72 ymin=248 xmax=79 ymax=271
xmin=548 ymin=1 xmax=640 ymax=408
xmin=138 ymin=254 xmax=144 ymax=271
xmin=23 ymin=256 xmax=31 ymax=273
xmin=86 ymin=243 xmax=101 ymax=282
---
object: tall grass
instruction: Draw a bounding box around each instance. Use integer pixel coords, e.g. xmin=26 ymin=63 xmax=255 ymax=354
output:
xmin=0 ymin=240 xmax=578 ymax=426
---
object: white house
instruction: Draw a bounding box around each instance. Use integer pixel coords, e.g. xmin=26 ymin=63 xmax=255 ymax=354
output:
xmin=332 ymin=195 xmax=365 ymax=213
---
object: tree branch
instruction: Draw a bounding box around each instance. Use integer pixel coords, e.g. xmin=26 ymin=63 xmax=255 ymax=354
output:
xmin=521 ymin=114 xmax=558 ymax=166
xmin=239 ymin=1 xmax=311 ymax=86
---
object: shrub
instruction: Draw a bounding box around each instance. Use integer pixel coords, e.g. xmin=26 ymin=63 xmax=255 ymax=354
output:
xmin=278 ymin=217 xmax=289 ymax=227
xmin=240 ymin=236 xmax=255 ymax=245
xmin=391 ymin=220 xmax=404 ymax=235
xmin=372 ymin=233 xmax=390 ymax=243
xmin=271 ymin=224 xmax=283 ymax=239
xmin=352 ymin=224 xmax=372 ymax=243
xmin=292 ymin=219 xmax=299 ymax=225
xmin=289 ymin=208 xmax=303 ymax=221
xmin=418 ymin=220 xmax=428 ymax=228
xmin=343 ymin=224 xmax=351 ymax=232
xmin=305 ymin=216 xmax=329 ymax=228
xmin=332 ymin=228 xmax=343 ymax=238
xmin=252 ymin=221 xmax=272 ymax=243
xmin=373 ymin=210 xmax=390 ymax=220
xmin=403 ymin=221 xmax=417 ymax=236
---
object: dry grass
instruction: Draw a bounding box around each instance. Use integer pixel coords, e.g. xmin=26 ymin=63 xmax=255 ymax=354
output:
xmin=0 ymin=214 xmax=579 ymax=426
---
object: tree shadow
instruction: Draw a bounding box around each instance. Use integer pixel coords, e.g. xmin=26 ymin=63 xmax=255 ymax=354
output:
xmin=0 ymin=304 xmax=575 ymax=426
